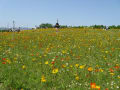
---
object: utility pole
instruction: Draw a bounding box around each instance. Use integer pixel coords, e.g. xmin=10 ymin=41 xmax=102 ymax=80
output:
xmin=12 ymin=20 xmax=15 ymax=31
xmin=57 ymin=19 xmax=58 ymax=23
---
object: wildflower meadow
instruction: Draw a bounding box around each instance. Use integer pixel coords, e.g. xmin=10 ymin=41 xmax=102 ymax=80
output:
xmin=0 ymin=28 xmax=120 ymax=90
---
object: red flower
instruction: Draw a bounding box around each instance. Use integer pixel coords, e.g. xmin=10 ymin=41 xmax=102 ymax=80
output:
xmin=51 ymin=61 xmax=55 ymax=64
xmin=2 ymin=62 xmax=6 ymax=64
xmin=2 ymin=58 xmax=6 ymax=61
xmin=56 ymin=56 xmax=58 ymax=58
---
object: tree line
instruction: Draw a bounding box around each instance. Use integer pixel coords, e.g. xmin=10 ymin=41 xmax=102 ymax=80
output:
xmin=37 ymin=23 xmax=120 ymax=29
xmin=1 ymin=24 xmax=120 ymax=32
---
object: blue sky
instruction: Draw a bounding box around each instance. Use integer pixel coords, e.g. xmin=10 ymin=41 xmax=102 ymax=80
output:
xmin=0 ymin=0 xmax=120 ymax=28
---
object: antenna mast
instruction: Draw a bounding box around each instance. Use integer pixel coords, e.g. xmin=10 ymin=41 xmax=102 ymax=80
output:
xmin=12 ymin=20 xmax=15 ymax=31
xmin=57 ymin=19 xmax=58 ymax=23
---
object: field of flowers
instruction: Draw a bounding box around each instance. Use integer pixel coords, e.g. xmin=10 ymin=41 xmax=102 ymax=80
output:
xmin=0 ymin=28 xmax=120 ymax=90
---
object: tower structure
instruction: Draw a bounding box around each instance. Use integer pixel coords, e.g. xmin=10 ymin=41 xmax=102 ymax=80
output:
xmin=55 ymin=19 xmax=60 ymax=28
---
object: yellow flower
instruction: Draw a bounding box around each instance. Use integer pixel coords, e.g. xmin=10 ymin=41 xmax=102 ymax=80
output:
xmin=75 ymin=64 xmax=79 ymax=68
xmin=45 ymin=61 xmax=49 ymax=64
xmin=105 ymin=51 xmax=108 ymax=53
xmin=14 ymin=57 xmax=17 ymax=60
xmin=110 ymin=73 xmax=115 ymax=76
xmin=41 ymin=75 xmax=46 ymax=82
xmin=88 ymin=67 xmax=93 ymax=72
xmin=52 ymin=68 xmax=58 ymax=74
xmin=22 ymin=65 xmax=26 ymax=69
xmin=44 ymin=54 xmax=47 ymax=57
xmin=96 ymin=85 xmax=100 ymax=89
xmin=62 ymin=64 xmax=66 ymax=68
xmin=32 ymin=58 xmax=36 ymax=62
xmin=104 ymin=58 xmax=107 ymax=60
xmin=75 ymin=76 xmax=79 ymax=80
xmin=99 ymin=69 xmax=103 ymax=72
xmin=80 ymin=65 xmax=85 ymax=69
xmin=62 ymin=50 xmax=66 ymax=54
xmin=118 ymin=76 xmax=120 ymax=79
xmin=70 ymin=65 xmax=73 ymax=68
xmin=96 ymin=65 xmax=99 ymax=67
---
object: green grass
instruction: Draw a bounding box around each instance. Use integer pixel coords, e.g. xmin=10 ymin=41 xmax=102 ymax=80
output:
xmin=0 ymin=28 xmax=120 ymax=90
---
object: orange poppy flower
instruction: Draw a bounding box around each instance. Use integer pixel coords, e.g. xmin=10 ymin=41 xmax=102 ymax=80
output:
xmin=88 ymin=67 xmax=93 ymax=72
xmin=114 ymin=66 xmax=119 ymax=69
xmin=90 ymin=82 xmax=96 ymax=88
xmin=109 ymin=68 xmax=114 ymax=72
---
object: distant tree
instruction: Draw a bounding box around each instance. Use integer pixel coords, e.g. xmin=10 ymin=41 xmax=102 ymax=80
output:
xmin=72 ymin=26 xmax=80 ymax=28
xmin=117 ymin=25 xmax=120 ymax=29
xmin=39 ymin=23 xmax=53 ymax=28
xmin=0 ymin=30 xmax=10 ymax=32
xmin=60 ymin=25 xmax=68 ymax=28
xmin=79 ymin=26 xmax=85 ymax=28
xmin=109 ymin=25 xmax=117 ymax=29
xmin=91 ymin=25 xmax=106 ymax=29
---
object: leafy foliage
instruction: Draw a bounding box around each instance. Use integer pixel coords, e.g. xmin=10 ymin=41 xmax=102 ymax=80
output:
xmin=38 ymin=23 xmax=53 ymax=28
